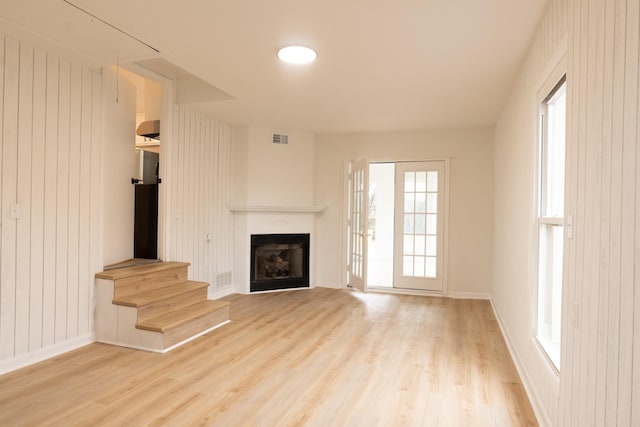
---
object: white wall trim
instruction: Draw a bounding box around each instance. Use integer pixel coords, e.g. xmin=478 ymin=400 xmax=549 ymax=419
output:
xmin=208 ymin=286 xmax=234 ymax=300
xmin=490 ymin=298 xmax=551 ymax=427
xmin=0 ymin=334 xmax=96 ymax=376
xmin=448 ymin=291 xmax=491 ymax=300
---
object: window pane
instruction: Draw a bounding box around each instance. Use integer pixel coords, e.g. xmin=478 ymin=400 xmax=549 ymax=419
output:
xmin=536 ymin=78 xmax=566 ymax=371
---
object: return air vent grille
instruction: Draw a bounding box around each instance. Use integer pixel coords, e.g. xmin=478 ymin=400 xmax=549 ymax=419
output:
xmin=273 ymin=133 xmax=289 ymax=144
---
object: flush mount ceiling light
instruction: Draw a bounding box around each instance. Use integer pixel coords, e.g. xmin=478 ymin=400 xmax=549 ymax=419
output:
xmin=277 ymin=45 xmax=317 ymax=64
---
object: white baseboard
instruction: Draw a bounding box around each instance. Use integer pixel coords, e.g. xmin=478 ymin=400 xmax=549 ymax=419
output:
xmin=490 ymin=298 xmax=550 ymax=427
xmin=208 ymin=286 xmax=234 ymax=300
xmin=448 ymin=291 xmax=491 ymax=300
xmin=315 ymin=283 xmax=340 ymax=289
xmin=0 ymin=333 xmax=95 ymax=376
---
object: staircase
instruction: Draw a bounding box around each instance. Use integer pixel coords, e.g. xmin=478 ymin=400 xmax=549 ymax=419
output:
xmin=95 ymin=261 xmax=230 ymax=353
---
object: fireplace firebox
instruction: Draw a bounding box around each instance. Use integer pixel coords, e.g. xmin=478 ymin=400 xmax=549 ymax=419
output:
xmin=250 ymin=233 xmax=310 ymax=292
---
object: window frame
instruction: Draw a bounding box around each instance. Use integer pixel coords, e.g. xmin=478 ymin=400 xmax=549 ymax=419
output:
xmin=533 ymin=60 xmax=567 ymax=374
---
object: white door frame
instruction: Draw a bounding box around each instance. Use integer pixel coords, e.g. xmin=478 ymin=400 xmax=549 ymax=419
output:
xmin=121 ymin=62 xmax=175 ymax=262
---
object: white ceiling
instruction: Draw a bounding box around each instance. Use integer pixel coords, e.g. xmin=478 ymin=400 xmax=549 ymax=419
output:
xmin=0 ymin=0 xmax=549 ymax=133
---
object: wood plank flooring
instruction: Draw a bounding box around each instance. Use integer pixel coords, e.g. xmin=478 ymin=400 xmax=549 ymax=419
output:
xmin=0 ymin=288 xmax=537 ymax=426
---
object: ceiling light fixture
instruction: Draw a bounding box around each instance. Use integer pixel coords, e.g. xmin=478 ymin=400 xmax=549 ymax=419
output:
xmin=277 ymin=45 xmax=317 ymax=64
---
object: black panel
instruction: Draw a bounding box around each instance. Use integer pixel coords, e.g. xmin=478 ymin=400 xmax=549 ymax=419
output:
xmin=134 ymin=184 xmax=158 ymax=259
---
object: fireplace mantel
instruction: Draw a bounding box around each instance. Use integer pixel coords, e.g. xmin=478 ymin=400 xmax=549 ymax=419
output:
xmin=228 ymin=205 xmax=327 ymax=214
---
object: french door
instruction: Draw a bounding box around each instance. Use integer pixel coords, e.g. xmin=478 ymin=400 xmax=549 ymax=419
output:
xmin=392 ymin=161 xmax=445 ymax=292
xmin=348 ymin=159 xmax=368 ymax=292
xmin=348 ymin=160 xmax=446 ymax=293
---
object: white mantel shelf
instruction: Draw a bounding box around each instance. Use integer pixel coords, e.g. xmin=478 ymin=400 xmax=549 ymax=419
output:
xmin=228 ymin=205 xmax=327 ymax=213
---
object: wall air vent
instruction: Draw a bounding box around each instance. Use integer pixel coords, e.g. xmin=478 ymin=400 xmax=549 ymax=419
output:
xmin=272 ymin=133 xmax=289 ymax=144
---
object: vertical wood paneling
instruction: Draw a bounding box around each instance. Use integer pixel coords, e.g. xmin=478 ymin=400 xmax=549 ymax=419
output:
xmin=55 ymin=59 xmax=70 ymax=343
xmin=616 ymin=0 xmax=639 ymax=424
xmin=0 ymin=37 xmax=5 ymax=358
xmin=170 ymin=106 xmax=233 ymax=292
xmin=77 ymin=69 xmax=92 ymax=335
xmin=15 ymin=43 xmax=34 ymax=357
xmin=1 ymin=38 xmax=20 ymax=359
xmin=88 ymin=72 xmax=102 ymax=333
xmin=66 ymin=63 xmax=81 ymax=339
xmin=0 ymin=34 xmax=102 ymax=363
xmin=41 ymin=53 xmax=59 ymax=348
xmin=29 ymin=48 xmax=46 ymax=351
xmin=594 ymin=0 xmax=615 ymax=424
xmin=496 ymin=0 xmax=640 ymax=425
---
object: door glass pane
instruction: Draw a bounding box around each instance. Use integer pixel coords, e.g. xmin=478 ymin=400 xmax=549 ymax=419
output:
xmin=403 ymin=235 xmax=414 ymax=254
xmin=426 ymin=214 xmax=437 ymax=234
xmin=415 ymin=214 xmax=426 ymax=234
xmin=426 ymin=193 xmax=437 ymax=213
xmin=415 ymin=193 xmax=426 ymax=212
xmin=427 ymin=171 xmax=438 ymax=191
xmin=426 ymin=236 xmax=436 ymax=256
xmin=425 ymin=257 xmax=436 ymax=277
xmin=414 ymin=256 xmax=425 ymax=277
xmin=404 ymin=214 xmax=414 ymax=234
xmin=414 ymin=235 xmax=425 ymax=255
xmin=404 ymin=193 xmax=415 ymax=212
xmin=403 ymin=256 xmax=414 ymax=276
xmin=415 ymin=172 xmax=427 ymax=192
xmin=404 ymin=172 xmax=415 ymax=192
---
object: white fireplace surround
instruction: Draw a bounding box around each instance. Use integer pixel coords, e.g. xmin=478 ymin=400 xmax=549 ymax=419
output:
xmin=230 ymin=205 xmax=326 ymax=294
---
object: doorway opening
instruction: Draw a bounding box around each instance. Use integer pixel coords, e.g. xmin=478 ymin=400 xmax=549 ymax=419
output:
xmin=120 ymin=68 xmax=163 ymax=261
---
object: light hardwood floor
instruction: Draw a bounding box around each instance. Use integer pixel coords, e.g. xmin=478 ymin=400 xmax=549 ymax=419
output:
xmin=0 ymin=288 xmax=537 ymax=426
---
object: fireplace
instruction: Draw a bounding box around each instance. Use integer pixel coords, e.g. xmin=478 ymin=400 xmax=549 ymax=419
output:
xmin=250 ymin=233 xmax=310 ymax=292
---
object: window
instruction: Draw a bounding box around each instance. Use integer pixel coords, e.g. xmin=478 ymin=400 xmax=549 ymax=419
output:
xmin=536 ymin=76 xmax=566 ymax=371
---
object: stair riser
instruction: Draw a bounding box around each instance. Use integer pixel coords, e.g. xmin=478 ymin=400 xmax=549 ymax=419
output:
xmin=137 ymin=287 xmax=209 ymax=322
xmin=114 ymin=267 xmax=188 ymax=299
xmin=162 ymin=306 xmax=230 ymax=348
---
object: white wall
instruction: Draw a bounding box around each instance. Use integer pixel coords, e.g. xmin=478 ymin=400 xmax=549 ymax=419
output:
xmin=168 ymin=106 xmax=234 ymax=297
xmin=231 ymin=126 xmax=316 ymax=207
xmin=0 ymin=34 xmax=102 ymax=369
xmin=315 ymin=128 xmax=494 ymax=296
xmin=102 ymin=66 xmax=136 ymax=266
xmin=493 ymin=0 xmax=640 ymax=425
xmin=230 ymin=126 xmax=318 ymax=293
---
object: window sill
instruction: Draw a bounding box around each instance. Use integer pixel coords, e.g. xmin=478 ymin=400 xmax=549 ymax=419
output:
xmin=535 ymin=335 xmax=560 ymax=373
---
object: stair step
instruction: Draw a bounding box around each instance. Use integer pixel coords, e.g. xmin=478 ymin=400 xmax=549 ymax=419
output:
xmin=136 ymin=300 xmax=231 ymax=333
xmin=96 ymin=261 xmax=190 ymax=280
xmin=112 ymin=280 xmax=209 ymax=307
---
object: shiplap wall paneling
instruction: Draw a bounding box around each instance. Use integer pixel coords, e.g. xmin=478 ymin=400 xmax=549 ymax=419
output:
xmin=0 ymin=34 xmax=102 ymax=362
xmin=29 ymin=48 xmax=47 ymax=352
xmin=1 ymin=37 xmax=19 ymax=360
xmin=170 ymin=105 xmax=233 ymax=294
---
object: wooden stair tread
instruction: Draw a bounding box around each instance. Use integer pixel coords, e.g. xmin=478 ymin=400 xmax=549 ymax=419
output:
xmin=112 ymin=281 xmax=209 ymax=307
xmin=136 ymin=300 xmax=231 ymax=333
xmin=96 ymin=261 xmax=190 ymax=280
